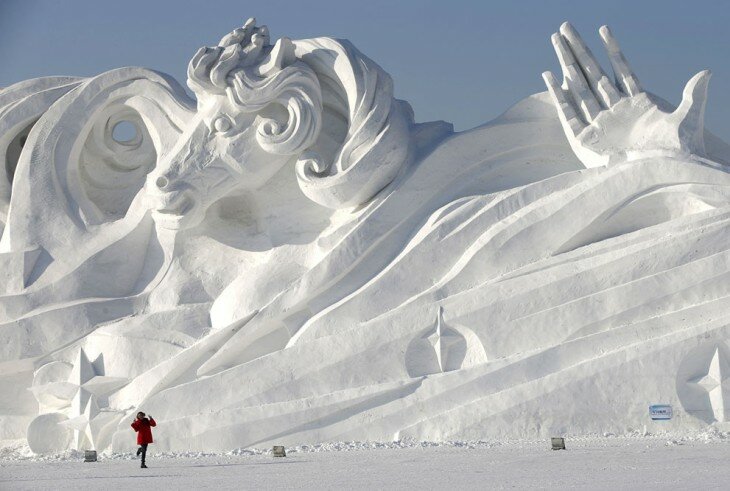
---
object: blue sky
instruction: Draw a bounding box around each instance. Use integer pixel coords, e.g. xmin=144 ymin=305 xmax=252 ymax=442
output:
xmin=1 ymin=0 xmax=728 ymax=136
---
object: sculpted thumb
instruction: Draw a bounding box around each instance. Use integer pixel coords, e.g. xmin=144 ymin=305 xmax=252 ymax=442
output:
xmin=673 ymin=70 xmax=711 ymax=155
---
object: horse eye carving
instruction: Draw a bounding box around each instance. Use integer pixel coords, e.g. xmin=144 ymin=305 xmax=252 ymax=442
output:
xmin=212 ymin=115 xmax=233 ymax=133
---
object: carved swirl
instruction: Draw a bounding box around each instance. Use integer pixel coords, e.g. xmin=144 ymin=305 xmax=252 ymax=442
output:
xmin=229 ymin=65 xmax=322 ymax=157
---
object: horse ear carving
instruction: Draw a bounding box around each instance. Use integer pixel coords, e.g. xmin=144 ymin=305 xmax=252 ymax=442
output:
xmin=258 ymin=37 xmax=297 ymax=77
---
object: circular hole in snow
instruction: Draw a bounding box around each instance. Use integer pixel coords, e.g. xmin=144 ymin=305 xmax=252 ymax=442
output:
xmin=112 ymin=120 xmax=138 ymax=143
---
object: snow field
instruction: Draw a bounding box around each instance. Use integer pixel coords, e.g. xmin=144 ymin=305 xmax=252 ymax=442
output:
xmin=2 ymin=435 xmax=730 ymax=490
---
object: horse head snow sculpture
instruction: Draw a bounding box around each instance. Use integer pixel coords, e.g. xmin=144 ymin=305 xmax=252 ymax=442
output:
xmin=149 ymin=18 xmax=413 ymax=230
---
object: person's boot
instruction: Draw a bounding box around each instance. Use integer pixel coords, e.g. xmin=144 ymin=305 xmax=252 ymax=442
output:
xmin=141 ymin=462 xmax=148 ymax=468
xmin=136 ymin=447 xmax=142 ymax=457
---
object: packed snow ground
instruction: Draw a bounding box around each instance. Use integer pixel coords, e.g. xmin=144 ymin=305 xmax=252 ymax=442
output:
xmin=2 ymin=433 xmax=729 ymax=490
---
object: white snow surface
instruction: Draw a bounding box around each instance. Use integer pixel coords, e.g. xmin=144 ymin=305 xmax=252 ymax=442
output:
xmin=2 ymin=434 xmax=730 ymax=490
xmin=1 ymin=18 xmax=729 ymax=457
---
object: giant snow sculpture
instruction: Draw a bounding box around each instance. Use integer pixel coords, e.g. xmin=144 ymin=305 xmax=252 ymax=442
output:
xmin=1 ymin=19 xmax=729 ymax=453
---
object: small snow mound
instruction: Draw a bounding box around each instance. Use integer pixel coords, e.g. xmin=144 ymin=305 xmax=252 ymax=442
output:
xmin=0 ymin=440 xmax=87 ymax=462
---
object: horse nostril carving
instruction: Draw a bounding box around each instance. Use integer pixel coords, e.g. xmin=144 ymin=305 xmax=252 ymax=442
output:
xmin=156 ymin=176 xmax=169 ymax=190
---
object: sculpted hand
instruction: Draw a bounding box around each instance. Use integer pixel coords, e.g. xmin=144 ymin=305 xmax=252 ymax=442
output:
xmin=542 ymin=22 xmax=711 ymax=167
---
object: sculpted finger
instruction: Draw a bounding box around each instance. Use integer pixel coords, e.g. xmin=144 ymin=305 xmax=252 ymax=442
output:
xmin=559 ymin=22 xmax=620 ymax=107
xmin=599 ymin=25 xmax=642 ymax=96
xmin=542 ymin=71 xmax=585 ymax=136
xmin=551 ymin=32 xmax=601 ymax=122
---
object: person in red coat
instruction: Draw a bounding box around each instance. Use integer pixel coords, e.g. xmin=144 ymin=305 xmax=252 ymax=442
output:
xmin=131 ymin=412 xmax=156 ymax=468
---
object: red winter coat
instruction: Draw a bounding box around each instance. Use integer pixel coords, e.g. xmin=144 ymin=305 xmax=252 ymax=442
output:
xmin=131 ymin=417 xmax=156 ymax=445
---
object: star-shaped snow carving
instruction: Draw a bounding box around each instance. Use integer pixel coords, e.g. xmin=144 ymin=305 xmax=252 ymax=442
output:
xmin=62 ymin=396 xmax=120 ymax=450
xmin=59 ymin=347 xmax=128 ymax=448
xmin=689 ymin=346 xmax=729 ymax=422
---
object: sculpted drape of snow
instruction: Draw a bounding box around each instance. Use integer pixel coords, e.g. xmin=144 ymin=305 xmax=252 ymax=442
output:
xmin=292 ymin=37 xmax=413 ymax=208
xmin=0 ymin=77 xmax=83 ymax=226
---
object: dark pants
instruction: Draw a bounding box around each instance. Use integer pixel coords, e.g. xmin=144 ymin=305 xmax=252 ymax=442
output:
xmin=138 ymin=444 xmax=148 ymax=464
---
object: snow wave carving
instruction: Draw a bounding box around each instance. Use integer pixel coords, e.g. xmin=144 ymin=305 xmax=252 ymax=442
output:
xmin=0 ymin=19 xmax=728 ymax=454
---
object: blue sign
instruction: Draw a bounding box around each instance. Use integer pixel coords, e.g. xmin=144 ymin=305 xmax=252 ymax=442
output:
xmin=649 ymin=404 xmax=673 ymax=420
